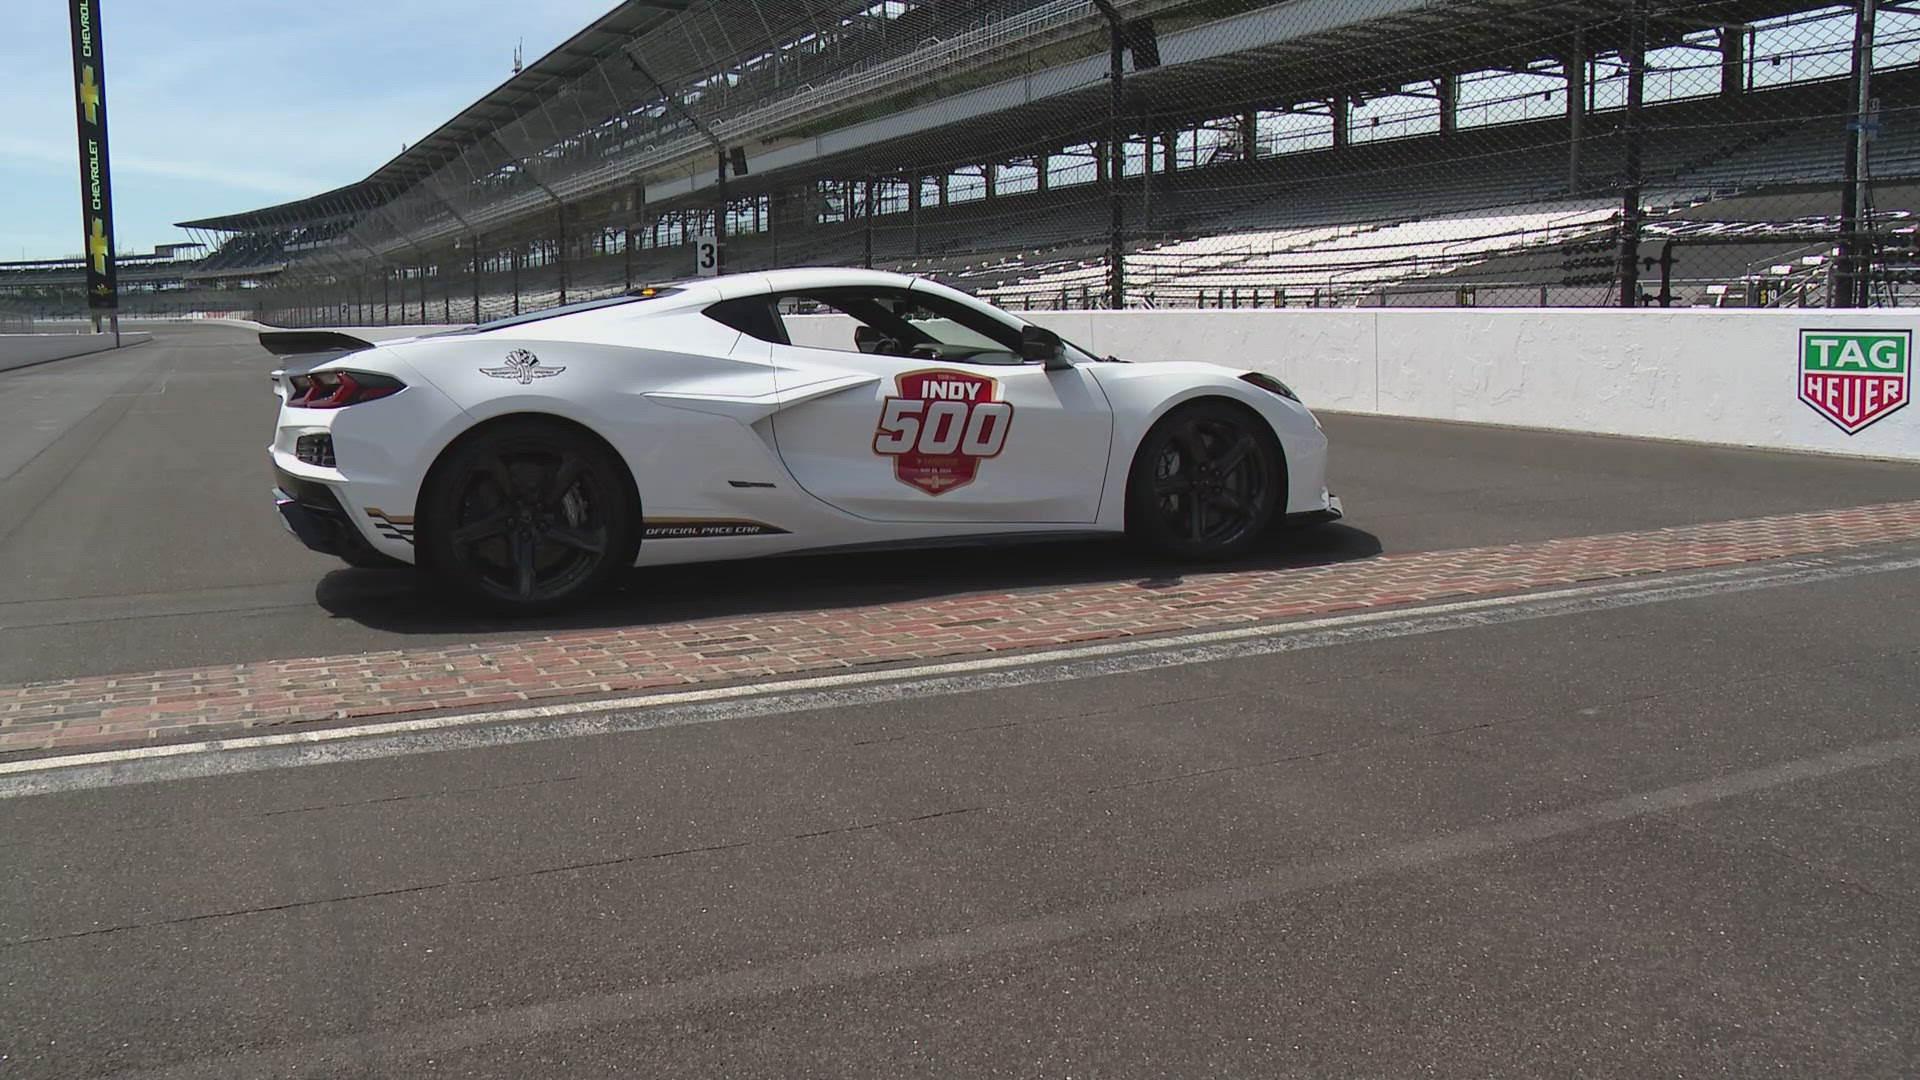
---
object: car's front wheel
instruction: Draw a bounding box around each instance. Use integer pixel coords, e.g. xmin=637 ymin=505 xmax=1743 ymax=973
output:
xmin=418 ymin=419 xmax=638 ymax=612
xmin=1126 ymin=400 xmax=1284 ymax=560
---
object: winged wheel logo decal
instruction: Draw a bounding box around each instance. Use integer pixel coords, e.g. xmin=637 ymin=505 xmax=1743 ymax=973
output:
xmin=480 ymin=349 xmax=565 ymax=384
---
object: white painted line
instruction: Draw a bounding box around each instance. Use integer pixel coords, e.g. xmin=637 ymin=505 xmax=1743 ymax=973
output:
xmin=2 ymin=545 xmax=1916 ymax=797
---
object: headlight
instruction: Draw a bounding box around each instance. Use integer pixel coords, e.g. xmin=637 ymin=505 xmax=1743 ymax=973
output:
xmin=1239 ymin=371 xmax=1300 ymax=402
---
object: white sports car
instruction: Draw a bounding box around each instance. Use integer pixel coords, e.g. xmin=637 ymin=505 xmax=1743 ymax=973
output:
xmin=268 ymin=268 xmax=1339 ymax=610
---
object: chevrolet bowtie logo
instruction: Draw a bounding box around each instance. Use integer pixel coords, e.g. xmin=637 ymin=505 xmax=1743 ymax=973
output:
xmin=88 ymin=217 xmax=109 ymax=274
xmin=80 ymin=65 xmax=100 ymax=124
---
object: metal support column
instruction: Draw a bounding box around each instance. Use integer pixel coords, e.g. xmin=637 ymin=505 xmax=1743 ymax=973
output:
xmin=1568 ymin=27 xmax=1587 ymax=194
xmin=626 ymin=176 xmax=644 ymax=291
xmin=1720 ymin=22 xmax=1746 ymax=97
xmin=1838 ymin=0 xmax=1877 ymax=307
xmin=555 ymin=205 xmax=567 ymax=306
xmin=910 ymin=175 xmax=922 ymax=256
xmin=715 ymin=149 xmax=729 ymax=273
xmin=1617 ymin=4 xmax=1646 ymax=308
xmin=1093 ymin=0 xmax=1126 ymax=308
xmin=521 ymin=165 xmax=569 ymax=308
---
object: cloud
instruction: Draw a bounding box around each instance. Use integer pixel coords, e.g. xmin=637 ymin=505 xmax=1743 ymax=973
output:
xmin=0 ymin=137 xmax=322 ymax=196
xmin=111 ymin=155 xmax=326 ymax=198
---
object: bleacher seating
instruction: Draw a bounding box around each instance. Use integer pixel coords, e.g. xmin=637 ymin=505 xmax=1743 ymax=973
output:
xmin=922 ymin=74 xmax=1920 ymax=307
xmin=113 ymin=63 xmax=1920 ymax=321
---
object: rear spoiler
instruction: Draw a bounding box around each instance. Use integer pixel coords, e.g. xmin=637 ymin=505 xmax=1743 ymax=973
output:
xmin=259 ymin=330 xmax=376 ymax=357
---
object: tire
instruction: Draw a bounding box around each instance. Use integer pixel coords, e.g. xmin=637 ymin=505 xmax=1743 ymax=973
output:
xmin=417 ymin=419 xmax=638 ymax=612
xmin=1125 ymin=400 xmax=1285 ymax=561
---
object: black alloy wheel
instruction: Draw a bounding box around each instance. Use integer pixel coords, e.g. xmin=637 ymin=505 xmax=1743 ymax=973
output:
xmin=1126 ymin=401 xmax=1284 ymax=560
xmin=420 ymin=420 xmax=637 ymax=611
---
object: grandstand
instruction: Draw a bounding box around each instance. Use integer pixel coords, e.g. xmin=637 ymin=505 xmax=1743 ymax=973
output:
xmin=8 ymin=0 xmax=1917 ymax=322
xmin=0 ymin=245 xmax=210 ymax=322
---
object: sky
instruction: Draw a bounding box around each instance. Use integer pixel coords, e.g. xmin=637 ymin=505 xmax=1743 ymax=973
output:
xmin=0 ymin=0 xmax=618 ymax=262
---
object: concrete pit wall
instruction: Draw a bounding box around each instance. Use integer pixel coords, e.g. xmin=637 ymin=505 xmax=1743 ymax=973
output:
xmin=1025 ymin=308 xmax=1920 ymax=462
xmin=0 ymin=332 xmax=153 ymax=373
xmin=327 ymin=307 xmax=1920 ymax=462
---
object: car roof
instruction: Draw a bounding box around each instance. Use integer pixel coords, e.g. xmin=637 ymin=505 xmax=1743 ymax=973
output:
xmin=750 ymin=267 xmax=919 ymax=292
xmin=441 ymin=267 xmax=941 ymax=342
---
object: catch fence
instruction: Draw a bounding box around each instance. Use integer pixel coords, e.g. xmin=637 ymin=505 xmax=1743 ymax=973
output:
xmin=14 ymin=1 xmax=1915 ymax=325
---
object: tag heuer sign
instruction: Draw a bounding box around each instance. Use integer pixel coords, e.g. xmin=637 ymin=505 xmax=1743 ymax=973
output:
xmin=1799 ymin=329 xmax=1910 ymax=434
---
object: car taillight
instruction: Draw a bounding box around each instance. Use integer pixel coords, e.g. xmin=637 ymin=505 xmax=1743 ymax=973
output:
xmin=289 ymin=370 xmax=405 ymax=409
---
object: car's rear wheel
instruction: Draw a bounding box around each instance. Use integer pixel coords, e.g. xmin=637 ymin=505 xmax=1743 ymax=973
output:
xmin=419 ymin=419 xmax=637 ymax=612
xmin=1126 ymin=400 xmax=1284 ymax=560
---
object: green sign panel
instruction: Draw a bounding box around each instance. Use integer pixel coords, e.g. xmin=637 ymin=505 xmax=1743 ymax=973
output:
xmin=1799 ymin=330 xmax=1910 ymax=434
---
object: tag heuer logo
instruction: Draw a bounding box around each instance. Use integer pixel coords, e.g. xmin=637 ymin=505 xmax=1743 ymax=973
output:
xmin=1799 ymin=330 xmax=1909 ymax=434
xmin=481 ymin=348 xmax=565 ymax=384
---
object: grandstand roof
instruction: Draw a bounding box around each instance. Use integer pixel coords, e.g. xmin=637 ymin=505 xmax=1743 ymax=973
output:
xmin=177 ymin=0 xmax=693 ymax=231
xmin=653 ymin=0 xmax=1820 ymax=204
xmin=183 ymin=0 xmax=1839 ymax=237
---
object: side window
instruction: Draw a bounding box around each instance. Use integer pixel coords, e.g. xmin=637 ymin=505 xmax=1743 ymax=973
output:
xmin=703 ymin=297 xmax=787 ymax=344
xmin=775 ymin=294 xmax=852 ymax=352
xmin=772 ymin=288 xmax=1026 ymax=365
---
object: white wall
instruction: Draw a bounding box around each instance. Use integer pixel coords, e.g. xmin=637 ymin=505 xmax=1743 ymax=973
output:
xmin=293 ymin=308 xmax=1920 ymax=461
xmin=1041 ymin=309 xmax=1920 ymax=461
xmin=0 ymin=332 xmax=154 ymax=373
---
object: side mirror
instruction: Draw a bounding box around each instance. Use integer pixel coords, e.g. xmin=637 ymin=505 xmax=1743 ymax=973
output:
xmin=1021 ymin=325 xmax=1070 ymax=369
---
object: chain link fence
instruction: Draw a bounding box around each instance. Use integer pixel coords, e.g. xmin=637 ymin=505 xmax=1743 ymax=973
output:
xmin=12 ymin=1 xmax=1914 ymax=324
xmin=0 ymin=299 xmax=35 ymax=333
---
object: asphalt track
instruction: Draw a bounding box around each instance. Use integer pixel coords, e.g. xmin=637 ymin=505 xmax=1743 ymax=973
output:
xmin=2 ymin=322 xmax=1919 ymax=1076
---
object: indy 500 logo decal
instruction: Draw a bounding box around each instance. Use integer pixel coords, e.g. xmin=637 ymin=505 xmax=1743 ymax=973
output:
xmin=1799 ymin=329 xmax=1909 ymax=434
xmin=872 ymin=370 xmax=1014 ymax=495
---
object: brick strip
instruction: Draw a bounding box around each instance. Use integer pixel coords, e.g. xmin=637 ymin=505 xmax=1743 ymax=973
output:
xmin=5 ymin=500 xmax=1920 ymax=757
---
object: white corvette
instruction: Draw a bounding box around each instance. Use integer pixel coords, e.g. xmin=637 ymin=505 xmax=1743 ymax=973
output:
xmin=268 ymin=268 xmax=1339 ymax=610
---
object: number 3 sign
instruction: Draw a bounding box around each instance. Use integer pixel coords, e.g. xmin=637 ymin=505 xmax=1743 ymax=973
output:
xmin=872 ymin=370 xmax=1014 ymax=495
